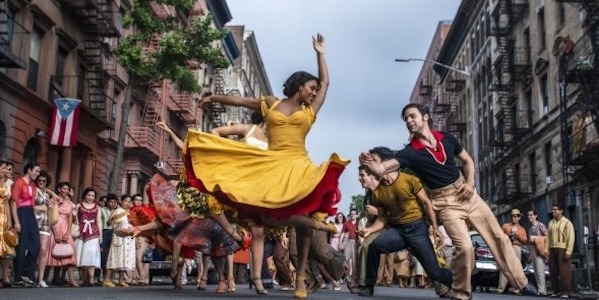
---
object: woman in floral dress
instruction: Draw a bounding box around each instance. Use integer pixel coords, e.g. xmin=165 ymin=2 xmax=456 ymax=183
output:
xmin=47 ymin=182 xmax=78 ymax=286
xmin=75 ymin=187 xmax=102 ymax=286
xmin=103 ymin=195 xmax=135 ymax=287
xmin=0 ymin=160 xmax=15 ymax=287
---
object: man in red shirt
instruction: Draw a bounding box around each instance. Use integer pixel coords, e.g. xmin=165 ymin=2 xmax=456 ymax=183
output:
xmin=10 ymin=162 xmax=41 ymax=286
xmin=340 ymin=209 xmax=359 ymax=278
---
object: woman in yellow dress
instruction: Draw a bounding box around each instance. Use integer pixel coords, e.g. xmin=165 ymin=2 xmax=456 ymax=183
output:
xmin=186 ymin=34 xmax=349 ymax=298
xmin=0 ymin=160 xmax=16 ymax=287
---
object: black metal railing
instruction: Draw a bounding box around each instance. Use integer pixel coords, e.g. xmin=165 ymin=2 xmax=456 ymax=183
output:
xmin=0 ymin=9 xmax=29 ymax=69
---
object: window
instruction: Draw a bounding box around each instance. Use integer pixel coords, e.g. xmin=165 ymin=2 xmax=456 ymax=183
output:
xmin=524 ymin=28 xmax=531 ymax=63
xmin=526 ymin=89 xmax=533 ymax=126
xmin=22 ymin=138 xmax=40 ymax=168
xmin=27 ymin=27 xmax=43 ymax=90
xmin=110 ymin=100 xmax=117 ymax=139
xmin=558 ymin=3 xmax=566 ymax=26
xmin=529 ymin=152 xmax=536 ymax=192
xmin=544 ymin=142 xmax=552 ymax=178
xmin=54 ymin=46 xmax=68 ymax=91
xmin=540 ymin=74 xmax=549 ymax=114
xmin=538 ymin=8 xmax=546 ymax=50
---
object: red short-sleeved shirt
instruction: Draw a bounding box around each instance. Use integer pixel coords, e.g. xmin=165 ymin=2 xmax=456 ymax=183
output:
xmin=10 ymin=178 xmax=36 ymax=208
xmin=342 ymin=220 xmax=359 ymax=240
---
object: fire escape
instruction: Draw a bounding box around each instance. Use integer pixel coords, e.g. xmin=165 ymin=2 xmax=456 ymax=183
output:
xmin=557 ymin=1 xmax=599 ymax=174
xmin=489 ymin=0 xmax=533 ymax=205
xmin=445 ymin=78 xmax=467 ymax=140
xmin=54 ymin=0 xmax=119 ymax=124
xmin=206 ymin=68 xmax=228 ymax=127
xmin=0 ymin=5 xmax=29 ymax=69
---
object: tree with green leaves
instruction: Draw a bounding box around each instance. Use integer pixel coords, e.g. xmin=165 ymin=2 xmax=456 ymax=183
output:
xmin=108 ymin=0 xmax=230 ymax=193
xmin=349 ymin=193 xmax=366 ymax=219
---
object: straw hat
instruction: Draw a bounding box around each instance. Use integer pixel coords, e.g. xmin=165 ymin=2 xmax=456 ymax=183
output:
xmin=510 ymin=208 xmax=522 ymax=217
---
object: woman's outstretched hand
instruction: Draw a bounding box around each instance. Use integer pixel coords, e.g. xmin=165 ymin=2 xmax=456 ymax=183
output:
xmin=313 ymin=33 xmax=325 ymax=54
xmin=155 ymin=121 xmax=171 ymax=133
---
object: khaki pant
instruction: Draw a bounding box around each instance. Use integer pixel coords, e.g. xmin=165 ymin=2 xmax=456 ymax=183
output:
xmin=530 ymin=246 xmax=547 ymax=295
xmin=376 ymin=253 xmax=395 ymax=285
xmin=431 ymin=181 xmax=529 ymax=300
xmin=355 ymin=230 xmax=382 ymax=286
xmin=497 ymin=245 xmax=522 ymax=292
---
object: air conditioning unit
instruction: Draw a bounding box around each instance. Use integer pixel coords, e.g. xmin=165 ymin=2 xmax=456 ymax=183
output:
xmin=545 ymin=176 xmax=554 ymax=185
xmin=543 ymin=106 xmax=549 ymax=115
xmin=155 ymin=161 xmax=165 ymax=169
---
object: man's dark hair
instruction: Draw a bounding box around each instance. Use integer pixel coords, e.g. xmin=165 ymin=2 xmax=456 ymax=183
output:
xmin=552 ymin=203 xmax=564 ymax=211
xmin=106 ymin=193 xmax=119 ymax=201
xmin=401 ymin=103 xmax=430 ymax=120
xmin=23 ymin=162 xmax=40 ymax=173
xmin=369 ymin=146 xmax=395 ymax=161
xmin=120 ymin=194 xmax=131 ymax=201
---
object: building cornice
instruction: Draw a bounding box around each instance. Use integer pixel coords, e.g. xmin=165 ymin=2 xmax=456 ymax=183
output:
xmin=434 ymin=0 xmax=483 ymax=78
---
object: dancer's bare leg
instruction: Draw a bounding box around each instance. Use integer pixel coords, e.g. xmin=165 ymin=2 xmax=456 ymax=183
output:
xmin=171 ymin=241 xmax=182 ymax=285
xmin=250 ymin=226 xmax=266 ymax=291
xmin=262 ymin=215 xmax=336 ymax=233
xmin=294 ymin=227 xmax=312 ymax=298
xmin=210 ymin=213 xmax=244 ymax=241
xmin=197 ymin=255 xmax=210 ymax=291
xmin=213 ymin=256 xmax=227 ymax=293
xmin=37 ymin=235 xmax=50 ymax=286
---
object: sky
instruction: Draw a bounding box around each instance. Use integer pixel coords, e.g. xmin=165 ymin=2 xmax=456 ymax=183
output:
xmin=226 ymin=0 xmax=462 ymax=216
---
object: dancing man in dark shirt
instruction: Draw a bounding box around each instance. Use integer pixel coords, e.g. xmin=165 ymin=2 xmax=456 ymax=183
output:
xmin=359 ymin=103 xmax=537 ymax=300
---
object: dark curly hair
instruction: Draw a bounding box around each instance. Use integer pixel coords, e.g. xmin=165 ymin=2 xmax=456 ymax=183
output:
xmin=401 ymin=103 xmax=430 ymax=120
xmin=250 ymin=111 xmax=264 ymax=124
xmin=369 ymin=146 xmax=396 ymax=161
xmin=282 ymin=71 xmax=319 ymax=97
xmin=36 ymin=170 xmax=52 ymax=187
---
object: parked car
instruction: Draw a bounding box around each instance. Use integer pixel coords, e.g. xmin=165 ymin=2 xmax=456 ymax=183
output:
xmin=469 ymin=231 xmax=544 ymax=292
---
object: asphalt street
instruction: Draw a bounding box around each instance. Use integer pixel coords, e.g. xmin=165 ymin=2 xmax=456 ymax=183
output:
xmin=0 ymin=281 xmax=550 ymax=300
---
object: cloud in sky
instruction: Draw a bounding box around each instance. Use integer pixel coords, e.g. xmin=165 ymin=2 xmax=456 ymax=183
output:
xmin=226 ymin=0 xmax=461 ymax=216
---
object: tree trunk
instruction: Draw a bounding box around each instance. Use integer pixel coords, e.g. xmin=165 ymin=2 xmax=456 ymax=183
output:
xmin=108 ymin=83 xmax=134 ymax=193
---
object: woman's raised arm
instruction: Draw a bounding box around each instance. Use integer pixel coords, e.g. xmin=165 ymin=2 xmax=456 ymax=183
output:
xmin=310 ymin=33 xmax=329 ymax=115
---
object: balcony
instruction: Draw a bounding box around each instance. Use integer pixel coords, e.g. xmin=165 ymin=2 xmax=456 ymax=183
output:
xmin=169 ymin=92 xmax=197 ymax=124
xmin=419 ymin=84 xmax=432 ymax=97
xmin=162 ymin=158 xmax=183 ymax=178
xmin=0 ymin=9 xmax=29 ymax=69
xmin=57 ymin=0 xmax=119 ymax=37
xmin=125 ymin=127 xmax=160 ymax=157
xmin=445 ymin=79 xmax=465 ymax=93
xmin=149 ymin=2 xmax=177 ymax=19
xmin=570 ymin=120 xmax=599 ymax=165
xmin=561 ymin=34 xmax=595 ymax=83
xmin=49 ymin=75 xmax=113 ymax=127
xmin=494 ymin=174 xmax=534 ymax=204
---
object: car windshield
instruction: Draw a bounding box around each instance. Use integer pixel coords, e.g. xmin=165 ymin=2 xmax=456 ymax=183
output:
xmin=472 ymin=234 xmax=487 ymax=247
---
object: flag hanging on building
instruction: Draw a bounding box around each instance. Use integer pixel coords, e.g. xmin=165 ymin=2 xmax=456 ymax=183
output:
xmin=49 ymin=98 xmax=82 ymax=147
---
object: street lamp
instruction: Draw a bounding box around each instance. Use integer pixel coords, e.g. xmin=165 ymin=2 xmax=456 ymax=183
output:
xmin=394 ymin=58 xmax=471 ymax=76
xmin=395 ymin=58 xmax=480 ymax=191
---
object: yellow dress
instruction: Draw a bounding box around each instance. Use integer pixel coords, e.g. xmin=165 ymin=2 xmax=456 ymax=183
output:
xmin=0 ymin=181 xmax=15 ymax=258
xmin=184 ymin=99 xmax=349 ymax=219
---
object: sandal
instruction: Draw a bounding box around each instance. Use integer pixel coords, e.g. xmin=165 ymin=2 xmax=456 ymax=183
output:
xmin=227 ymin=278 xmax=236 ymax=292
xmin=294 ymin=275 xmax=307 ymax=299
xmin=216 ymin=280 xmax=227 ymax=294
xmin=196 ymin=277 xmax=207 ymax=291
xmin=250 ymin=277 xmax=268 ymax=295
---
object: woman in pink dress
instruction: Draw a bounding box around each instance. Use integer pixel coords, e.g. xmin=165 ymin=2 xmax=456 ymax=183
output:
xmin=330 ymin=213 xmax=345 ymax=251
xmin=47 ymin=182 xmax=78 ymax=286
xmin=75 ymin=187 xmax=102 ymax=286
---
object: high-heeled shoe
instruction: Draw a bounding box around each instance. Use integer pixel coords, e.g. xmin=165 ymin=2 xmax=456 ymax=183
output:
xmin=313 ymin=218 xmax=337 ymax=234
xmin=216 ymin=280 xmax=227 ymax=294
xmin=250 ymin=277 xmax=268 ymax=295
xmin=227 ymin=278 xmax=236 ymax=292
xmin=294 ymin=276 xmax=308 ymax=299
xmin=196 ymin=277 xmax=207 ymax=291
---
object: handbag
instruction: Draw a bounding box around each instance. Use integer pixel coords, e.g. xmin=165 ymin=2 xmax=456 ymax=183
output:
xmin=51 ymin=243 xmax=74 ymax=259
xmin=70 ymin=224 xmax=80 ymax=239
xmin=3 ymin=228 xmax=18 ymax=248
xmin=533 ymin=236 xmax=547 ymax=257
xmin=142 ymin=248 xmax=154 ymax=263
xmin=48 ymin=205 xmax=59 ymax=226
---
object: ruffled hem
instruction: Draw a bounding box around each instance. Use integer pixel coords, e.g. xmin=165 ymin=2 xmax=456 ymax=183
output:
xmin=185 ymin=150 xmax=346 ymax=220
xmin=145 ymin=174 xmax=239 ymax=257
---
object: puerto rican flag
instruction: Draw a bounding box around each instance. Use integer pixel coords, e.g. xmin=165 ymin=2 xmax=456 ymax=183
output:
xmin=49 ymin=98 xmax=82 ymax=147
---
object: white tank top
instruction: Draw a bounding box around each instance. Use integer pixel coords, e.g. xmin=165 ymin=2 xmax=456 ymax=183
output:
xmin=244 ymin=125 xmax=268 ymax=150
